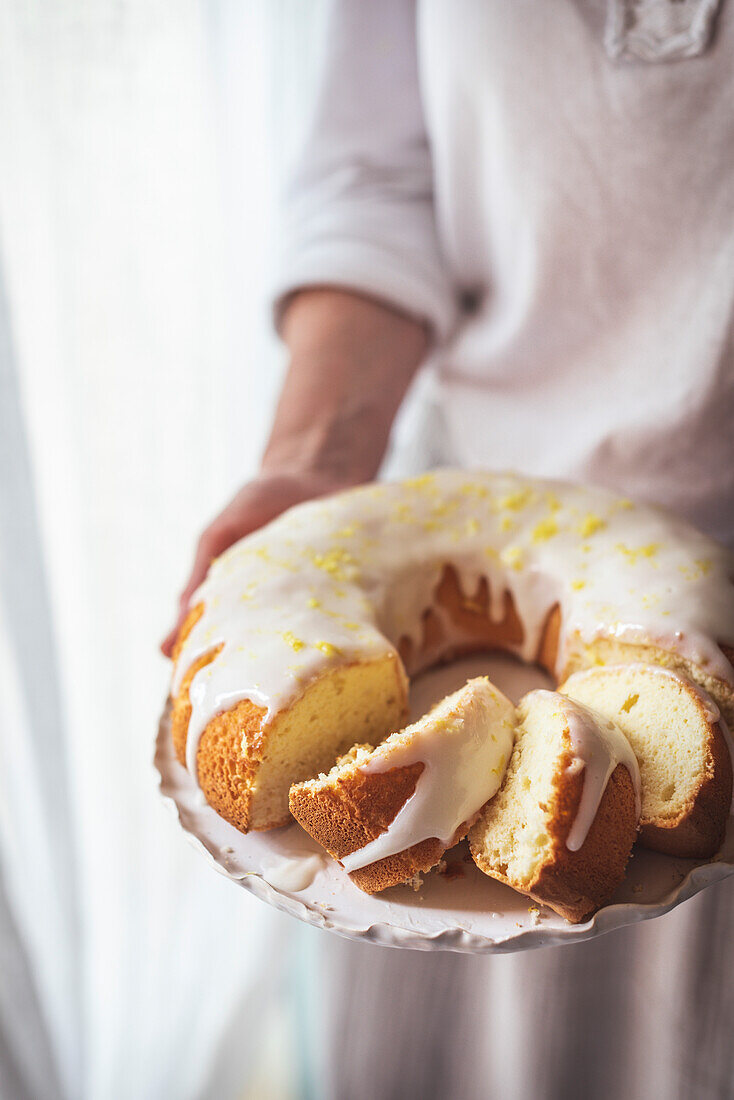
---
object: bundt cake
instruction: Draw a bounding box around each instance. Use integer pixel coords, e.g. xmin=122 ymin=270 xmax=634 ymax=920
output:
xmin=469 ymin=689 xmax=641 ymax=923
xmin=560 ymin=663 xmax=733 ymax=858
xmin=171 ymin=626 xmax=407 ymax=831
xmin=288 ymin=677 xmax=515 ymax=893
xmin=169 ymin=469 xmax=734 ymax=850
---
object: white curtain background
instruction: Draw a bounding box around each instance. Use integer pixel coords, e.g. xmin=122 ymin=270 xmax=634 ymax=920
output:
xmin=0 ymin=3 xmax=330 ymax=1097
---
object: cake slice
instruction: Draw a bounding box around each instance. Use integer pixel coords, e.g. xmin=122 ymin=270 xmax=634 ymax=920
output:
xmin=171 ymin=605 xmax=410 ymax=832
xmin=469 ymin=689 xmax=640 ymax=923
xmin=289 ymin=677 xmax=516 ymax=893
xmin=559 ymin=663 xmax=733 ymax=858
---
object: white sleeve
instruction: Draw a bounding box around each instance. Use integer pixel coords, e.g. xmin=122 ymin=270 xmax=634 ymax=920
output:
xmin=272 ymin=0 xmax=458 ymax=343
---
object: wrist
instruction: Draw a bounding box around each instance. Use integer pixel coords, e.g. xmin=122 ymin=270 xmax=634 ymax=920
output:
xmin=264 ymin=288 xmax=428 ymax=491
xmin=261 ymin=377 xmax=387 ymax=488
xmin=258 ymin=452 xmax=366 ymax=493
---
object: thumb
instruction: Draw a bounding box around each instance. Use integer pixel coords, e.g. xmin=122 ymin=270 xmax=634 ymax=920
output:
xmin=160 ymin=523 xmax=238 ymax=657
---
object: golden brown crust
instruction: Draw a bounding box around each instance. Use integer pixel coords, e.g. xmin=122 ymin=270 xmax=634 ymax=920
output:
xmin=289 ymin=762 xmax=452 ymax=893
xmin=171 ymin=603 xmax=204 ymax=664
xmin=193 ymin=697 xmax=269 ymax=832
xmin=639 ymin=717 xmax=732 ymax=858
xmin=170 ymin=567 xmax=734 ymax=875
xmin=171 ymin=602 xmax=211 ymax=765
xmin=471 ymin=760 xmax=638 ymax=924
xmin=558 ymin=662 xmax=733 ymax=859
xmin=170 ymin=600 xmax=268 ymax=832
xmin=171 ymin=645 xmax=221 ymax=767
xmin=434 ymin=565 xmax=525 ymax=653
xmin=528 ymin=762 xmax=637 ymax=922
xmin=536 ymin=604 xmax=561 ymax=674
xmin=173 ymin=643 xmax=407 ymax=834
xmin=172 ymin=661 xmax=267 ymax=833
xmin=398 ymin=565 xmax=525 ymax=672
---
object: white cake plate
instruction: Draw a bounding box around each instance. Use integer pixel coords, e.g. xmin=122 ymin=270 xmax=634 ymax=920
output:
xmin=156 ymin=654 xmax=734 ymax=954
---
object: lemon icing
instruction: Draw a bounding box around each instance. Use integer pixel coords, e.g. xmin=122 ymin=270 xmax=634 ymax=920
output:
xmin=546 ymin=692 xmax=642 ymax=852
xmin=172 ymin=469 xmax=734 ymax=782
xmin=340 ymin=678 xmax=515 ymax=873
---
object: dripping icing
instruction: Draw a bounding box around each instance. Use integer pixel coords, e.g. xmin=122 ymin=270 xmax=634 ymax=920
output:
xmin=171 ymin=469 xmax=734 ymax=783
xmin=340 ymin=678 xmax=515 ymax=873
xmin=549 ymin=692 xmax=642 ymax=852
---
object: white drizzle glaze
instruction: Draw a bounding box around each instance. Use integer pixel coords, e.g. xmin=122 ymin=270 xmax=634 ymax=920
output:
xmin=340 ymin=678 xmax=515 ymax=873
xmin=262 ymin=854 xmax=325 ymax=893
xmin=532 ymin=691 xmax=642 ymax=852
xmin=171 ymin=469 xmax=734 ymax=781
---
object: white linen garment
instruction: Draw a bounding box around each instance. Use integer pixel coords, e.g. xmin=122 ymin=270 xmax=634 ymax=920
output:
xmin=276 ymin=0 xmax=734 ymax=543
xmin=275 ymin=3 xmax=734 ymax=1098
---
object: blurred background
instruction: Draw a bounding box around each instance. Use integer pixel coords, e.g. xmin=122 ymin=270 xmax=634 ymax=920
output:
xmin=1 ymin=3 xmax=332 ymax=1096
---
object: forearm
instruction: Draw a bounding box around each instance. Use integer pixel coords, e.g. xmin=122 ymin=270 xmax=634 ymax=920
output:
xmin=162 ymin=287 xmax=428 ymax=654
xmin=262 ymin=288 xmax=430 ymax=485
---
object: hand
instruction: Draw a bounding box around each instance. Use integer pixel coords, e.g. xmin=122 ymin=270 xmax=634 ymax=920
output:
xmin=160 ymin=470 xmax=351 ymax=657
xmin=162 ymin=288 xmax=428 ymax=658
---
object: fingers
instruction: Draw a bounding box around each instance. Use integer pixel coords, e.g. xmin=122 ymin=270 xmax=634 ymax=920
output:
xmin=160 ymin=619 xmax=183 ymax=658
xmin=160 ymin=520 xmax=242 ymax=658
xmin=160 ymin=474 xmax=343 ymax=660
